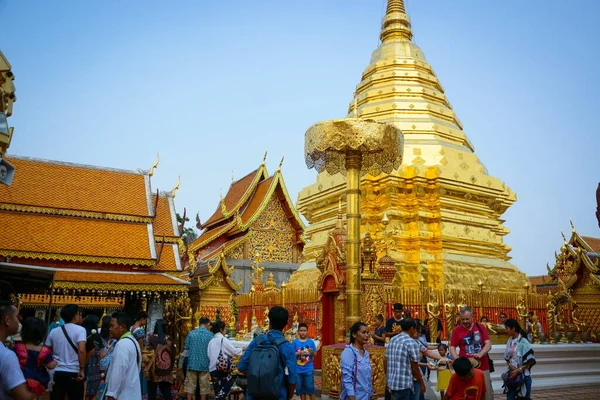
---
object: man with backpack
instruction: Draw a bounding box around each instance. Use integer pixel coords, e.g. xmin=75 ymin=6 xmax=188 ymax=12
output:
xmin=238 ymin=306 xmax=298 ymax=400
xmin=44 ymin=304 xmax=86 ymax=400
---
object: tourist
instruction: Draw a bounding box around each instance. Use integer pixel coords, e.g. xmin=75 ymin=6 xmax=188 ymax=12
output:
xmin=13 ymin=317 xmax=56 ymax=398
xmin=385 ymin=303 xmax=404 ymax=338
xmin=146 ymin=319 xmax=175 ymax=400
xmin=183 ymin=316 xmax=213 ymax=400
xmin=292 ymin=323 xmax=317 ymax=400
xmin=450 ymin=307 xmax=493 ymax=400
xmin=385 ymin=318 xmax=425 ymax=400
xmin=238 ymin=306 xmax=298 ymax=400
xmin=99 ymin=316 xmax=116 ymax=376
xmin=82 ymin=315 xmax=102 ymax=399
xmin=525 ymin=312 xmax=542 ymax=343
xmin=372 ymin=314 xmax=386 ymax=346
xmin=1 ymin=302 xmax=36 ymax=399
xmin=480 ymin=317 xmax=489 ymax=323
xmin=434 ymin=344 xmax=452 ymax=399
xmin=340 ymin=322 xmax=373 ymax=400
xmin=44 ymin=304 xmax=86 ymax=400
xmin=443 ymin=357 xmax=486 ymax=400
xmin=498 ymin=312 xmax=508 ymax=328
xmin=131 ymin=311 xmax=148 ymax=398
xmin=503 ymin=318 xmax=535 ymax=400
xmin=104 ymin=312 xmax=141 ymax=399
xmin=411 ymin=321 xmax=440 ymax=400
xmin=47 ymin=307 xmax=64 ymax=336
xmin=207 ymin=321 xmax=242 ymax=400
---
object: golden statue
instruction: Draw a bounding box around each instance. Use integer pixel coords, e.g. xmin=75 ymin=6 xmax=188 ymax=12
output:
xmin=546 ymin=295 xmax=557 ymax=338
xmin=456 ymin=293 xmax=468 ymax=313
xmin=228 ymin=315 xmax=237 ymax=330
xmin=531 ymin=313 xmax=540 ymax=343
xmin=427 ymin=290 xmax=440 ymax=343
xmin=572 ymin=301 xmax=587 ymax=332
xmin=286 ymin=312 xmax=300 ymax=336
xmin=176 ymin=297 xmax=193 ymax=338
xmin=263 ymin=307 xmax=270 ymax=329
xmin=516 ymin=297 xmax=528 ymax=330
xmin=443 ymin=293 xmax=455 ymax=340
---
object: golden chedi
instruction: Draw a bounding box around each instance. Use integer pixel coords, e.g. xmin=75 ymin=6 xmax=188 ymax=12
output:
xmin=297 ymin=0 xmax=527 ymax=291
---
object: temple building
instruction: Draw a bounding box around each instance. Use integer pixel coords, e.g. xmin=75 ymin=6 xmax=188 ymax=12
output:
xmin=546 ymin=224 xmax=600 ymax=332
xmin=0 ymin=155 xmax=188 ymax=324
xmin=297 ymin=0 xmax=527 ymax=291
xmin=187 ymin=156 xmax=304 ymax=318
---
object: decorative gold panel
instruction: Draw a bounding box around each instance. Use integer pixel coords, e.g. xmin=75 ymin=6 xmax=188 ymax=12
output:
xmin=249 ymin=197 xmax=296 ymax=263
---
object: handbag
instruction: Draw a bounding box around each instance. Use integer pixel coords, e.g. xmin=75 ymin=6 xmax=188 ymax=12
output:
xmin=216 ymin=338 xmax=232 ymax=374
xmin=502 ymin=370 xmax=524 ymax=389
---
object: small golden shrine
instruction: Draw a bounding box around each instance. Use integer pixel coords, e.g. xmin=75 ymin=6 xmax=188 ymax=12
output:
xmin=187 ymin=154 xmax=304 ymax=321
xmin=546 ymin=223 xmax=600 ymax=333
xmin=0 ymin=155 xmax=188 ymax=318
xmin=297 ymin=0 xmax=527 ymax=292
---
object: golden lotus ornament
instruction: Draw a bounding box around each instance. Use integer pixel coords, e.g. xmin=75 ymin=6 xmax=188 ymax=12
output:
xmin=304 ymin=117 xmax=404 ymax=330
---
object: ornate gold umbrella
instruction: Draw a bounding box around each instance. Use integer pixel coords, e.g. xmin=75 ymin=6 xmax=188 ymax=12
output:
xmin=304 ymin=117 xmax=403 ymax=329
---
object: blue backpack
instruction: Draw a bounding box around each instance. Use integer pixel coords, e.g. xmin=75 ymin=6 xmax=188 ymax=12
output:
xmin=247 ymin=333 xmax=287 ymax=399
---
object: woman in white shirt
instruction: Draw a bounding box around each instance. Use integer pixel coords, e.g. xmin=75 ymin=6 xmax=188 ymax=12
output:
xmin=207 ymin=321 xmax=243 ymax=400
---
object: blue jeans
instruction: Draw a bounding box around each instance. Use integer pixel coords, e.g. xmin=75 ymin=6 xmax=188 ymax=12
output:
xmin=391 ymin=388 xmax=413 ymax=400
xmin=412 ymin=381 xmax=424 ymax=400
xmin=295 ymin=372 xmax=315 ymax=395
xmin=506 ymin=375 xmax=532 ymax=400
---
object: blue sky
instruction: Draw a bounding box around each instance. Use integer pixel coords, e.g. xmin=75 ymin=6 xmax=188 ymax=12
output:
xmin=3 ymin=0 xmax=599 ymax=277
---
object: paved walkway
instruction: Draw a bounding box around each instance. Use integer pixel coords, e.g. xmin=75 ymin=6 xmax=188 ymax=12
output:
xmin=500 ymin=384 xmax=600 ymax=399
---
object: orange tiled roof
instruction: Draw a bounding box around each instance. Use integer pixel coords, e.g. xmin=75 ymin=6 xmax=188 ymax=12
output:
xmin=0 ymin=212 xmax=152 ymax=262
xmin=1 ymin=156 xmax=150 ymax=217
xmin=153 ymin=196 xmax=177 ymax=237
xmin=155 ymin=243 xmax=179 ymax=272
xmin=204 ymin=169 xmax=262 ymax=226
xmin=529 ymin=275 xmax=554 ymax=287
xmin=240 ymin=177 xmax=274 ymax=224
xmin=199 ymin=235 xmax=246 ymax=262
xmin=54 ymin=270 xmax=185 ymax=285
xmin=581 ymin=236 xmax=600 ymax=252
xmin=189 ymin=221 xmax=234 ymax=251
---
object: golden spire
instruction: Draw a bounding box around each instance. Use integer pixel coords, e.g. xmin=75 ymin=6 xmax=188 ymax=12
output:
xmin=262 ymin=150 xmax=268 ymax=166
xmin=277 ymin=155 xmax=284 ymax=171
xmin=149 ymin=153 xmax=160 ymax=177
xmin=380 ymin=0 xmax=412 ymax=43
xmin=171 ymin=175 xmax=180 ymax=198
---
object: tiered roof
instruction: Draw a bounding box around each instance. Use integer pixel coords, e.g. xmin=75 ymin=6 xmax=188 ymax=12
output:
xmin=188 ymin=158 xmax=305 ymax=288
xmin=0 ymin=155 xmax=185 ymax=292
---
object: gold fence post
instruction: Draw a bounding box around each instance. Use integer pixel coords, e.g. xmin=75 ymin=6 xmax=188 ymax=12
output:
xmin=478 ymin=280 xmax=484 ymax=318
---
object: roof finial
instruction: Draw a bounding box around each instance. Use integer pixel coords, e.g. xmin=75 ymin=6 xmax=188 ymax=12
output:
xmin=149 ymin=153 xmax=160 ymax=177
xmin=171 ymin=175 xmax=180 ymax=198
xmin=381 ymin=0 xmax=412 ymax=43
xmin=570 ymin=219 xmax=576 ymax=233
xmin=262 ymin=150 xmax=268 ymax=166
xmin=278 ymin=155 xmax=284 ymax=171
xmin=232 ymin=169 xmax=235 ymax=183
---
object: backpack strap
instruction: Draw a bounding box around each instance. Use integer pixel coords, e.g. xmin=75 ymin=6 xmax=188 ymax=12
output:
xmin=125 ymin=336 xmax=141 ymax=367
xmin=60 ymin=325 xmax=79 ymax=355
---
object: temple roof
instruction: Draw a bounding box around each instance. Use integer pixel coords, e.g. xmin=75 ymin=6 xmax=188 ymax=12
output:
xmin=191 ymin=253 xmax=241 ymax=291
xmin=53 ymin=269 xmax=188 ymax=292
xmin=0 ymin=155 xmax=182 ymax=273
xmin=189 ymin=163 xmax=304 ymax=259
xmin=581 ymin=236 xmax=600 ymax=252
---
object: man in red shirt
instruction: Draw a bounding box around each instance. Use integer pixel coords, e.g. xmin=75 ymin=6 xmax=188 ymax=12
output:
xmin=450 ymin=307 xmax=493 ymax=400
xmin=443 ymin=357 xmax=486 ymax=400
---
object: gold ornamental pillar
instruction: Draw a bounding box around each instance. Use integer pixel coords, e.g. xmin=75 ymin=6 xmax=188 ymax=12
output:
xmin=345 ymin=151 xmax=362 ymax=327
xmin=304 ymin=118 xmax=403 ymax=331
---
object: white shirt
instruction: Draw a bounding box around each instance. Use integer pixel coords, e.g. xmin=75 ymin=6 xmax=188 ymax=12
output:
xmin=207 ymin=333 xmax=243 ymax=372
xmin=45 ymin=322 xmax=86 ymax=373
xmin=0 ymin=342 xmax=26 ymax=399
xmin=105 ymin=333 xmax=142 ymax=400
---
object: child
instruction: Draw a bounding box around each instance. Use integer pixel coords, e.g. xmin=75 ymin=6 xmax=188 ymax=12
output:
xmin=443 ymin=357 xmax=486 ymax=400
xmin=435 ymin=344 xmax=452 ymax=398
xmin=292 ymin=323 xmax=317 ymax=400
xmin=371 ymin=314 xmax=386 ymax=346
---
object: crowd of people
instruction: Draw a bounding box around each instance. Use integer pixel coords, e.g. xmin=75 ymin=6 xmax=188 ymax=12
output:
xmin=340 ymin=303 xmax=537 ymax=400
xmin=2 ymin=299 xmax=538 ymax=400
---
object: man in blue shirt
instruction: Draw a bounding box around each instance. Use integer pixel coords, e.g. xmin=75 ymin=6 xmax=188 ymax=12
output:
xmin=47 ymin=307 xmax=64 ymax=336
xmin=183 ymin=317 xmax=213 ymax=400
xmin=238 ymin=306 xmax=298 ymax=400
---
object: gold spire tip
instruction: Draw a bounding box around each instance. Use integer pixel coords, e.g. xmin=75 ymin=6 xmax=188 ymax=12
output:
xmin=278 ymin=155 xmax=284 ymax=171
xmin=171 ymin=175 xmax=180 ymax=198
xmin=262 ymin=150 xmax=268 ymax=165
xmin=149 ymin=153 xmax=160 ymax=177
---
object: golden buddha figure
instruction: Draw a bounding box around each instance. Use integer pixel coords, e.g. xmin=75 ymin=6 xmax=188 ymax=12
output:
xmin=427 ymin=291 xmax=440 ymax=343
xmin=444 ymin=293 xmax=456 ymax=340
xmin=286 ymin=312 xmax=300 ymax=336
xmin=516 ymin=297 xmax=528 ymax=330
xmin=531 ymin=313 xmax=540 ymax=343
xmin=228 ymin=315 xmax=237 ymax=330
xmin=263 ymin=307 xmax=270 ymax=329
xmin=456 ymin=293 xmax=468 ymax=312
xmin=546 ymin=295 xmax=557 ymax=338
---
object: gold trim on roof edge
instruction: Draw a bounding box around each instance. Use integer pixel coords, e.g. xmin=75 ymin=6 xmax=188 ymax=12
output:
xmin=0 ymin=203 xmax=153 ymax=223
xmin=188 ymin=220 xmax=236 ymax=253
xmin=55 ymin=281 xmax=188 ymax=292
xmin=0 ymin=250 xmax=156 ymax=267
